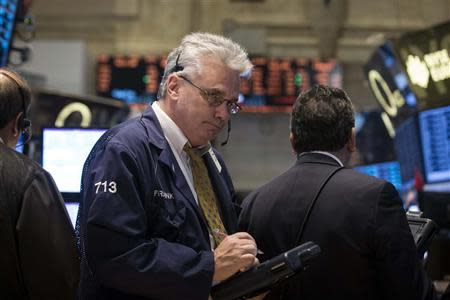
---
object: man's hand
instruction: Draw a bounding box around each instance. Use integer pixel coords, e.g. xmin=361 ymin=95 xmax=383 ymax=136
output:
xmin=213 ymin=232 xmax=258 ymax=282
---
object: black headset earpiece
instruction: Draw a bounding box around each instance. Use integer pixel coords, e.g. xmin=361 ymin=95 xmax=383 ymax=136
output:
xmin=19 ymin=117 xmax=31 ymax=144
xmin=0 ymin=70 xmax=32 ymax=144
xmin=171 ymin=52 xmax=184 ymax=73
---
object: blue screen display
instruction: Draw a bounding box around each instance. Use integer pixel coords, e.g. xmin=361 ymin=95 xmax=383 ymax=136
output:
xmin=394 ymin=116 xmax=423 ymax=184
xmin=418 ymin=105 xmax=450 ymax=183
xmin=0 ymin=0 xmax=18 ymax=66
xmin=355 ymin=161 xmax=403 ymax=191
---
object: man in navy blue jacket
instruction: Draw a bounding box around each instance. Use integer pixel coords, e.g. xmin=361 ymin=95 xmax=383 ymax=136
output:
xmin=77 ymin=32 xmax=258 ymax=300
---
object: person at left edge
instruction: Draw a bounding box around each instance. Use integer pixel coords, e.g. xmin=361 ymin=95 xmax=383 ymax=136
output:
xmin=77 ymin=32 xmax=259 ymax=300
xmin=0 ymin=68 xmax=80 ymax=299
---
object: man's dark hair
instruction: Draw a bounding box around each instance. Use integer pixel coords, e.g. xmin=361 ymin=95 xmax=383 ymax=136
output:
xmin=0 ymin=68 xmax=31 ymax=130
xmin=290 ymin=85 xmax=355 ymax=153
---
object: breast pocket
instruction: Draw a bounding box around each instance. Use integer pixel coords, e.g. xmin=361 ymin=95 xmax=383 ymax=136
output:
xmin=151 ymin=190 xmax=187 ymax=243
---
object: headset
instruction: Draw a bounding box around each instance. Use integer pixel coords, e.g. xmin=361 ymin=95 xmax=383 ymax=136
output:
xmin=0 ymin=70 xmax=32 ymax=144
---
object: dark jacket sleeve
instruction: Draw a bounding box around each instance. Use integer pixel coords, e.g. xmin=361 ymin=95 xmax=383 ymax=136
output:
xmin=83 ymin=142 xmax=214 ymax=300
xmin=370 ymin=182 xmax=436 ymax=300
xmin=16 ymin=170 xmax=80 ymax=299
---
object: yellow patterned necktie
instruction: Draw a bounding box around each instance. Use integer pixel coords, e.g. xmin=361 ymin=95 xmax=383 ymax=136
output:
xmin=184 ymin=144 xmax=227 ymax=247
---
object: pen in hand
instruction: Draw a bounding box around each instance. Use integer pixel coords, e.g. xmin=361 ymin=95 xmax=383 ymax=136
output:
xmin=212 ymin=229 xmax=264 ymax=255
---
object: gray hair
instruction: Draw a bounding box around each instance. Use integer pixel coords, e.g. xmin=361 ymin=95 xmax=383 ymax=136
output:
xmin=157 ymin=32 xmax=253 ymax=99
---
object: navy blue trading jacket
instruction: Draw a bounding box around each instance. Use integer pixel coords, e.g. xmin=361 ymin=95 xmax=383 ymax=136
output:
xmin=77 ymin=106 xmax=239 ymax=300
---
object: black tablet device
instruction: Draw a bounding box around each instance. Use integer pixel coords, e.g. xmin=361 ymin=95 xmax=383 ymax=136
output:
xmin=407 ymin=212 xmax=438 ymax=257
xmin=210 ymin=241 xmax=321 ymax=300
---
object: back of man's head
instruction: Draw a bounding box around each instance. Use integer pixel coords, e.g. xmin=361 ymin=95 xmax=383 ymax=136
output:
xmin=290 ymin=85 xmax=355 ymax=154
xmin=157 ymin=32 xmax=252 ymax=99
xmin=0 ymin=68 xmax=31 ymax=131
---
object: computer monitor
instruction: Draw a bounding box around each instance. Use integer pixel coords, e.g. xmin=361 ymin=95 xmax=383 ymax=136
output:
xmin=41 ymin=127 xmax=107 ymax=194
xmin=418 ymin=105 xmax=450 ymax=184
xmin=354 ymin=161 xmax=402 ymax=192
xmin=394 ymin=115 xmax=423 ymax=184
xmin=0 ymin=0 xmax=19 ymax=66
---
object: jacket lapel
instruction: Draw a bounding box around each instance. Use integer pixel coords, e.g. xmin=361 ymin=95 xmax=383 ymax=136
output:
xmin=157 ymin=147 xmax=198 ymax=208
xmin=141 ymin=106 xmax=208 ymax=229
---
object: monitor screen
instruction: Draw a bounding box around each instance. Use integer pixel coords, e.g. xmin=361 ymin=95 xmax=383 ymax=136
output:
xmin=42 ymin=128 xmax=107 ymax=193
xmin=354 ymin=161 xmax=402 ymax=191
xmin=394 ymin=116 xmax=423 ymax=184
xmin=0 ymin=0 xmax=18 ymax=66
xmin=96 ymin=55 xmax=343 ymax=108
xmin=418 ymin=105 xmax=450 ymax=183
xmin=240 ymin=57 xmax=343 ymax=106
xmin=363 ymin=42 xmax=418 ymax=128
xmin=65 ymin=202 xmax=79 ymax=228
xmin=391 ymin=21 xmax=450 ymax=110
xmin=96 ymin=55 xmax=164 ymax=104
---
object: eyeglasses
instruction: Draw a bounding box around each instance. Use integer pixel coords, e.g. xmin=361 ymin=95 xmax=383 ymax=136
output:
xmin=178 ymin=75 xmax=241 ymax=114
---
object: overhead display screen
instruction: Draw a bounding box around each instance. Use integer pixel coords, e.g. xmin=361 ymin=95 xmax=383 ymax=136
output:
xmin=96 ymin=55 xmax=342 ymax=107
xmin=363 ymin=42 xmax=418 ymax=129
xmin=0 ymin=0 xmax=19 ymax=66
xmin=391 ymin=21 xmax=450 ymax=110
xmin=96 ymin=55 xmax=166 ymax=104
xmin=240 ymin=57 xmax=343 ymax=106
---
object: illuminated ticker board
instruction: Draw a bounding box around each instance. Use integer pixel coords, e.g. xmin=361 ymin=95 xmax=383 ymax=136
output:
xmin=241 ymin=57 xmax=343 ymax=106
xmin=96 ymin=55 xmax=166 ymax=104
xmin=96 ymin=55 xmax=342 ymax=106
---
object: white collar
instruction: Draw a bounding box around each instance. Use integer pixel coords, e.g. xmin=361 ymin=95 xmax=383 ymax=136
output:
xmin=299 ymin=151 xmax=344 ymax=167
xmin=0 ymin=137 xmax=4 ymax=144
xmin=152 ymin=101 xmax=188 ymax=157
xmin=152 ymin=101 xmax=211 ymax=156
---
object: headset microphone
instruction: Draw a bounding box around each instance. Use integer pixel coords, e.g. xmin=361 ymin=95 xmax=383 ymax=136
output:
xmin=20 ymin=118 xmax=31 ymax=144
xmin=221 ymin=120 xmax=231 ymax=146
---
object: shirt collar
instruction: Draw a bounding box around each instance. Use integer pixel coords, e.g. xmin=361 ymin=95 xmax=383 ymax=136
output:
xmin=0 ymin=137 xmax=4 ymax=144
xmin=152 ymin=101 xmax=188 ymax=157
xmin=299 ymin=151 xmax=344 ymax=167
xmin=152 ymin=101 xmax=211 ymax=156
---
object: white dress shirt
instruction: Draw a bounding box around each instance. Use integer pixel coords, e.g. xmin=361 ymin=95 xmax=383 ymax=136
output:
xmin=152 ymin=101 xmax=199 ymax=204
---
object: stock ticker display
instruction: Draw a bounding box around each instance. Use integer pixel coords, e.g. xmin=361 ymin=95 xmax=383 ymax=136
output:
xmin=394 ymin=116 xmax=423 ymax=184
xmin=96 ymin=55 xmax=165 ymax=104
xmin=0 ymin=0 xmax=18 ymax=67
xmin=240 ymin=57 xmax=342 ymax=106
xmin=96 ymin=55 xmax=343 ymax=106
xmin=418 ymin=105 xmax=450 ymax=183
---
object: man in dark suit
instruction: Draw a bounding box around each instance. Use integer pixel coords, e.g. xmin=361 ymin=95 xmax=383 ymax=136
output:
xmin=0 ymin=68 xmax=79 ymax=299
xmin=239 ymin=85 xmax=436 ymax=300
